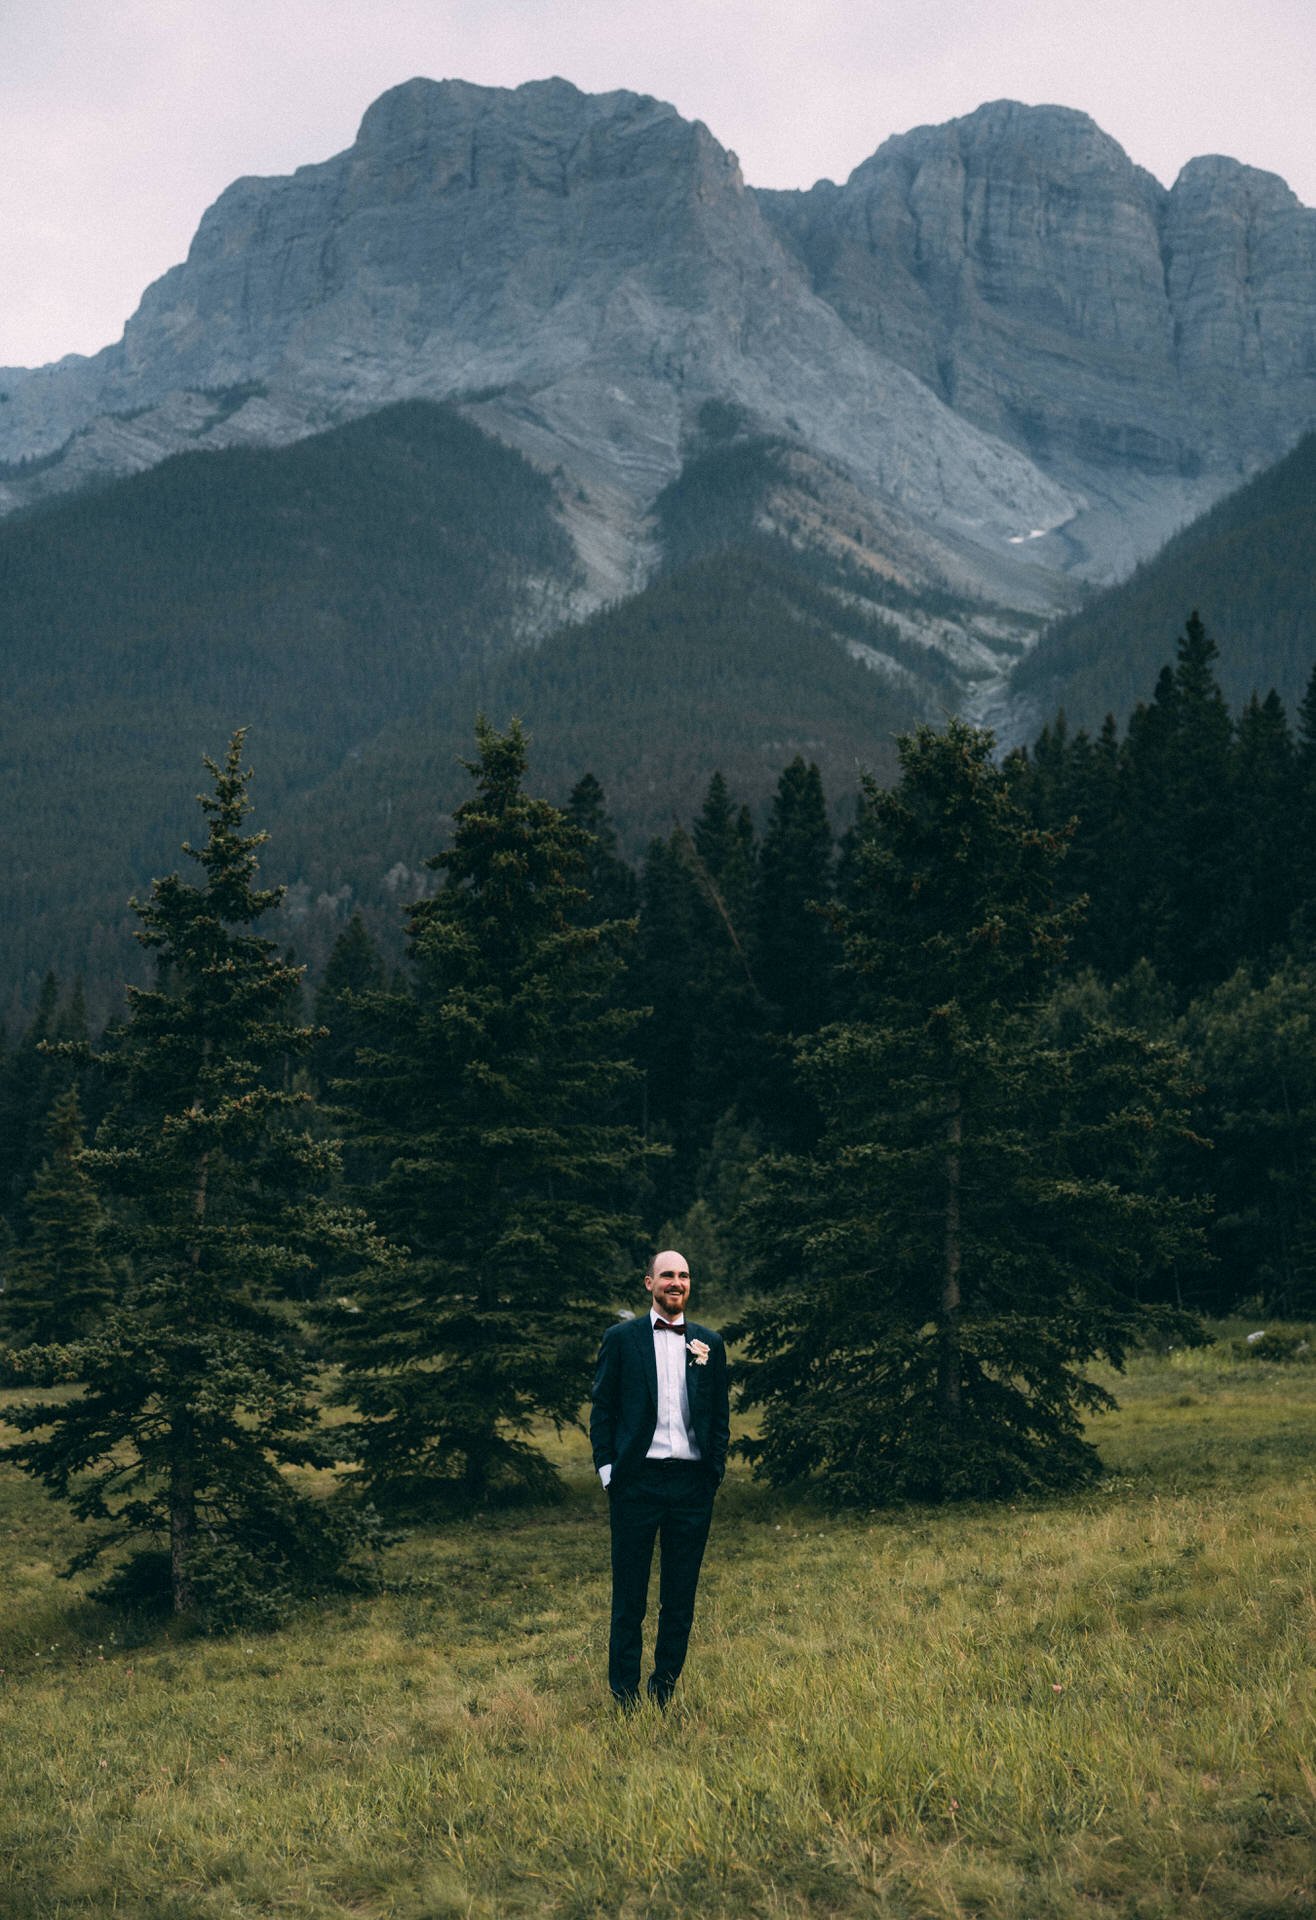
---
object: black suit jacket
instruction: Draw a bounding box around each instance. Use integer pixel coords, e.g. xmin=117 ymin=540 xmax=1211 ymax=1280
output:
xmin=590 ymin=1313 xmax=730 ymax=1488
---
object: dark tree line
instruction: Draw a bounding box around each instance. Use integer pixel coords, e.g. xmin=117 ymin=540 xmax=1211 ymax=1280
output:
xmin=1014 ymin=613 xmax=1316 ymax=998
xmin=1012 ymin=613 xmax=1316 ymax=1310
xmin=1 ymin=612 xmax=1314 ymax=1623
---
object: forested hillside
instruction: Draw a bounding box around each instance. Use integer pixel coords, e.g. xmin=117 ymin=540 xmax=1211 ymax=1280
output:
xmin=1013 ymin=432 xmax=1316 ymax=729
xmin=9 ymin=391 xmax=1313 ymax=1026
xmin=0 ymin=403 xmax=941 ymax=1020
xmin=275 ymin=544 xmax=934 ymax=900
xmin=0 ymin=401 xmax=577 ymax=1018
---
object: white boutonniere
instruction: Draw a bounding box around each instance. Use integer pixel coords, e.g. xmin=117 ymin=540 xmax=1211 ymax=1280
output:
xmin=687 ymin=1338 xmax=710 ymax=1366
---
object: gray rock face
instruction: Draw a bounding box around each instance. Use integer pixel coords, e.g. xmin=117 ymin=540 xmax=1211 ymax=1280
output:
xmin=761 ymin=101 xmax=1316 ymax=576
xmin=1164 ymin=156 xmax=1316 ymax=446
xmin=2 ymin=82 xmax=1314 ymax=612
xmin=763 ymin=105 xmax=1174 ymax=460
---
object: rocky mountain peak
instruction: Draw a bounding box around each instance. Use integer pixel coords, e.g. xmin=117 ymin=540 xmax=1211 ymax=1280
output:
xmin=357 ymin=73 xmax=657 ymax=140
xmin=1 ymin=80 xmax=1313 ymax=615
xmin=850 ymin=98 xmax=1156 ymax=194
xmin=1170 ymin=152 xmax=1301 ymax=209
xmin=759 ymin=95 xmax=1315 ymax=580
xmin=1160 ymin=151 xmax=1316 ymax=423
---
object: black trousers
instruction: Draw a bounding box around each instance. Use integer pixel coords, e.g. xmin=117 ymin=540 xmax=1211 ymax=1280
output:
xmin=607 ymin=1458 xmax=716 ymax=1704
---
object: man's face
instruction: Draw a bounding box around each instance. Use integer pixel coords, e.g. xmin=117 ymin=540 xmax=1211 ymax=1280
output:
xmin=645 ymin=1250 xmax=691 ymax=1319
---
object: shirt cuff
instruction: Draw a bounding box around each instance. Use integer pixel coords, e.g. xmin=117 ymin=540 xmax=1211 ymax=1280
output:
xmin=599 ymin=1464 xmax=613 ymax=1488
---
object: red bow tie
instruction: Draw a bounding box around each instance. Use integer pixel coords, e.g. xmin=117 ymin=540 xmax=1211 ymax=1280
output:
xmin=654 ymin=1319 xmax=686 ymax=1333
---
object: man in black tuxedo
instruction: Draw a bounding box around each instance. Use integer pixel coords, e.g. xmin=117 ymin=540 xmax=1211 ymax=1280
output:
xmin=590 ymin=1249 xmax=730 ymax=1708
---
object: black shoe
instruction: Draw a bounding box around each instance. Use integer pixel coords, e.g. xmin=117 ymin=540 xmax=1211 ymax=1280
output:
xmin=646 ymin=1679 xmax=675 ymax=1710
xmin=612 ymin=1688 xmax=641 ymax=1715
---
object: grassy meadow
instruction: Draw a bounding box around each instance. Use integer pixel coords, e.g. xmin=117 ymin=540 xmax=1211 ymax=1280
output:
xmin=1 ymin=1332 xmax=1313 ymax=1919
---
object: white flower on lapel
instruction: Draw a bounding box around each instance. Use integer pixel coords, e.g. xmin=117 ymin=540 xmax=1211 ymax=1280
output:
xmin=688 ymin=1338 xmax=710 ymax=1366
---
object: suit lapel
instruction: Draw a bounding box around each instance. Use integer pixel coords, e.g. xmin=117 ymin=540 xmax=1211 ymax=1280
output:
xmin=637 ymin=1313 xmax=658 ymax=1412
xmin=683 ymin=1326 xmax=703 ymax=1404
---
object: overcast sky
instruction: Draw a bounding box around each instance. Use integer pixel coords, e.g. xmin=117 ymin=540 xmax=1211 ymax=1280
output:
xmin=3 ymin=0 xmax=1313 ymax=369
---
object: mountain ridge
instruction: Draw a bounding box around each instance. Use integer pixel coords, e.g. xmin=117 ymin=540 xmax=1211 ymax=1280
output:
xmin=3 ymin=77 xmax=1312 ymax=647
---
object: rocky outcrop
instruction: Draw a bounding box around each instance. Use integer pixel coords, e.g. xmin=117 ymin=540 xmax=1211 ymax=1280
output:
xmin=1164 ymin=156 xmax=1316 ymax=452
xmin=2 ymin=83 xmax=1314 ymax=607
xmin=760 ymin=102 xmax=1316 ymax=577
xmin=762 ymin=105 xmax=1176 ymax=462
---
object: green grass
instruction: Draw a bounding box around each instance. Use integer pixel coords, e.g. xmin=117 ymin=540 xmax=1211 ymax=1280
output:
xmin=1 ymin=1341 xmax=1313 ymax=1918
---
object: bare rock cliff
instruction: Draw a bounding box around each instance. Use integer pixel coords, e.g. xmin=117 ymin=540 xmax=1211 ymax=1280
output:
xmin=2 ymin=84 xmax=1314 ymax=606
xmin=761 ymin=102 xmax=1316 ymax=576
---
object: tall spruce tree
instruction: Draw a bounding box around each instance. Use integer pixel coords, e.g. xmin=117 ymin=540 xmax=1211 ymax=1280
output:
xmin=634 ymin=831 xmax=702 ymax=1162
xmin=330 ymin=718 xmax=652 ymax=1510
xmin=632 ymin=773 xmax=766 ymax=1214
xmin=1158 ymin=612 xmax=1235 ymax=995
xmin=677 ymin=776 xmax=764 ymax=1147
xmin=0 ymin=972 xmax=76 ymax=1220
xmin=0 ymin=735 xmax=387 ymax=1625
xmin=1016 ymin=714 xmax=1124 ymax=977
xmin=1113 ymin=665 xmax=1179 ymax=981
xmin=566 ymin=773 xmax=638 ymax=924
xmin=1 ymin=1088 xmax=115 ymax=1345
xmin=1066 ymin=714 xmax=1124 ymax=974
xmin=1226 ymin=690 xmax=1296 ymax=967
xmin=1292 ymin=664 xmax=1316 ymax=951
xmin=1180 ymin=960 xmax=1316 ymax=1314
xmin=1028 ymin=616 xmax=1252 ymax=996
xmin=755 ymin=757 xmax=836 ymax=1038
xmin=732 ymin=720 xmax=1205 ymax=1504
xmin=312 ymin=912 xmax=388 ymax=1094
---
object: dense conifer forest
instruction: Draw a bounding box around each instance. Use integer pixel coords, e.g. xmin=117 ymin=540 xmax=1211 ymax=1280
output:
xmin=0 ymin=401 xmax=948 ymax=1023
xmin=5 ymin=609 xmax=1315 ymax=1334
xmin=2 ymin=601 xmax=1315 ymax=1625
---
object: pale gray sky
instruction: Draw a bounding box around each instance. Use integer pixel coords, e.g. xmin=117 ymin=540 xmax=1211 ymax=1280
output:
xmin=3 ymin=0 xmax=1313 ymax=368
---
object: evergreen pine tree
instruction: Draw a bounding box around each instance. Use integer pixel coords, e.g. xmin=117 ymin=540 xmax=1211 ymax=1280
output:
xmin=732 ymin=720 xmax=1205 ymax=1504
xmin=1024 ymin=711 xmax=1072 ymax=828
xmin=678 ymin=775 xmax=764 ymax=1133
xmin=330 ymin=718 xmax=652 ymax=1510
xmin=1 ymin=735 xmax=388 ymax=1625
xmin=755 ymin=757 xmax=836 ymax=1037
xmin=312 ymin=912 xmax=387 ymax=1093
xmin=691 ymin=774 xmax=758 ymax=934
xmin=1158 ymin=612 xmax=1235 ymax=995
xmin=1227 ymin=690 xmax=1296 ymax=967
xmin=1 ymin=1088 xmax=114 ymax=1344
xmin=1180 ymin=959 xmax=1316 ymax=1314
xmin=1020 ymin=715 xmax=1126 ymax=976
xmin=566 ymin=773 xmax=638 ymax=923
xmin=1292 ymin=664 xmax=1316 ymax=949
xmin=1066 ymin=715 xmax=1124 ymax=974
xmin=631 ymin=773 xmax=766 ymax=1214
xmin=0 ymin=972 xmax=69 ymax=1218
xmin=56 ymin=979 xmax=90 ymax=1052
xmin=1112 ymin=666 xmax=1179 ymax=980
xmin=633 ymin=831 xmax=702 ymax=1169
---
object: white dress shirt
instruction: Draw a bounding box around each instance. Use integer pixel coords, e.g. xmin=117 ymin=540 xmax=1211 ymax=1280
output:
xmin=598 ymin=1308 xmax=702 ymax=1487
xmin=646 ymin=1308 xmax=701 ymax=1464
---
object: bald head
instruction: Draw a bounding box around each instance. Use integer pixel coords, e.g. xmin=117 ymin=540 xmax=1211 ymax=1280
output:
xmin=645 ymin=1249 xmax=691 ymax=1318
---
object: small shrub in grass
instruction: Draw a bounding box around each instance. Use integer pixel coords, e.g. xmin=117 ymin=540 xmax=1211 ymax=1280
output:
xmin=1231 ymin=1325 xmax=1313 ymax=1362
xmin=91 ymin=1493 xmax=388 ymax=1632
